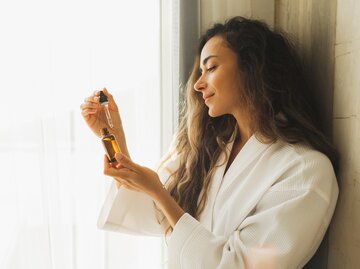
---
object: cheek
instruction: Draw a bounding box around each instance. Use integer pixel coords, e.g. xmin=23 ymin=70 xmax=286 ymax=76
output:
xmin=227 ymin=74 xmax=244 ymax=99
xmin=206 ymin=73 xmax=217 ymax=85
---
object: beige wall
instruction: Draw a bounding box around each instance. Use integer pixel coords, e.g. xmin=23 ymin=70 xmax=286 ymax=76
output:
xmin=275 ymin=2 xmax=336 ymax=267
xmin=276 ymin=0 xmax=360 ymax=268
xmin=275 ymin=0 xmax=337 ymax=136
xmin=329 ymin=0 xmax=360 ymax=268
xmin=200 ymin=0 xmax=274 ymax=32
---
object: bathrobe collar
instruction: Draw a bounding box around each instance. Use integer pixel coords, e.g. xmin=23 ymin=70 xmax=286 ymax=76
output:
xmin=208 ymin=133 xmax=275 ymax=234
xmin=222 ymin=134 xmax=273 ymax=188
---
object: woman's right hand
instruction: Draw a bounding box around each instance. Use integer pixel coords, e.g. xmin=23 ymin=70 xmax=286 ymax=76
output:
xmin=80 ymin=87 xmax=123 ymax=138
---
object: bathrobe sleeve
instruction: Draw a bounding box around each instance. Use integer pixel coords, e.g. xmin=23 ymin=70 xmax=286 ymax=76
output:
xmin=97 ymin=138 xmax=180 ymax=236
xmin=167 ymin=154 xmax=339 ymax=269
xmin=97 ymin=181 xmax=164 ymax=236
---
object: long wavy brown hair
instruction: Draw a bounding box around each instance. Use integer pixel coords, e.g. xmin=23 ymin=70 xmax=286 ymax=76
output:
xmin=159 ymin=16 xmax=337 ymax=230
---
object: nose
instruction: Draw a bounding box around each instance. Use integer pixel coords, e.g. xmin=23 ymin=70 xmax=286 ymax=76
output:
xmin=194 ymin=74 xmax=206 ymax=92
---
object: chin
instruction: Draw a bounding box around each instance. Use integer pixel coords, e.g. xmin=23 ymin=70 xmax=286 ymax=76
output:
xmin=207 ymin=108 xmax=224 ymax=118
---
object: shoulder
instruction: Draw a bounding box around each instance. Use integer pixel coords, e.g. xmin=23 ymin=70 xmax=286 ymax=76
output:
xmin=265 ymin=139 xmax=338 ymax=200
xmin=270 ymin=139 xmax=333 ymax=171
xmin=264 ymin=138 xmax=334 ymax=172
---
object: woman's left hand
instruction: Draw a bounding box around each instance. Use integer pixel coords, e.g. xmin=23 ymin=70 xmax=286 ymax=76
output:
xmin=103 ymin=153 xmax=164 ymax=199
xmin=104 ymin=153 xmax=186 ymax=228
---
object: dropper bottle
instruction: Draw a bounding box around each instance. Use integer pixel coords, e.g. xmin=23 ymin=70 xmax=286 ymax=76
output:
xmin=99 ymin=90 xmax=114 ymax=129
xmin=100 ymin=127 xmax=121 ymax=163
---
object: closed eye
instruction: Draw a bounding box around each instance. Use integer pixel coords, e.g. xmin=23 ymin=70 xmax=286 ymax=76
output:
xmin=207 ymin=66 xmax=217 ymax=72
xmin=199 ymin=65 xmax=217 ymax=74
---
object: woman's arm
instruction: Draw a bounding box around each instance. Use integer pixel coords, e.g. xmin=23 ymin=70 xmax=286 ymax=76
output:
xmin=152 ymin=187 xmax=185 ymax=228
xmin=166 ymin=185 xmax=338 ymax=268
xmin=103 ymin=153 xmax=185 ymax=228
xmin=103 ymin=152 xmax=338 ymax=268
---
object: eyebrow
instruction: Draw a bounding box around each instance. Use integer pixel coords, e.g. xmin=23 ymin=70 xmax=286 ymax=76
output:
xmin=201 ymin=55 xmax=218 ymax=66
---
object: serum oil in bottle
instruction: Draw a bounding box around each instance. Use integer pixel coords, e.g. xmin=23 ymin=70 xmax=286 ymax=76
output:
xmin=101 ymin=127 xmax=121 ymax=163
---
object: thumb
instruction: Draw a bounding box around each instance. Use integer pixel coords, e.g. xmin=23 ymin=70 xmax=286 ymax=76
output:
xmin=115 ymin=153 xmax=138 ymax=170
xmin=102 ymin=87 xmax=115 ymax=102
xmin=102 ymin=87 xmax=118 ymax=110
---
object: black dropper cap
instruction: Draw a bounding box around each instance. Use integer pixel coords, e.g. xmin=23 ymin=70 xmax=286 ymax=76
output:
xmin=100 ymin=127 xmax=110 ymax=136
xmin=99 ymin=91 xmax=109 ymax=105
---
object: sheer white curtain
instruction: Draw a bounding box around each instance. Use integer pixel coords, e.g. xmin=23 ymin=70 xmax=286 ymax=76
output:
xmin=0 ymin=0 xmax=170 ymax=268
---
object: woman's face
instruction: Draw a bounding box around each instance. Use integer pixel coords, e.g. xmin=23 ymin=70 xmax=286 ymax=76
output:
xmin=194 ymin=36 xmax=244 ymax=117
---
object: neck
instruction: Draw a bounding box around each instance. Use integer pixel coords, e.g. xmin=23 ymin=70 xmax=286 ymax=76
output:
xmin=233 ymin=114 xmax=253 ymax=145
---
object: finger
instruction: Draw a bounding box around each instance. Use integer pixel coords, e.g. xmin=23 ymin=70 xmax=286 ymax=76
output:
xmin=103 ymin=155 xmax=133 ymax=178
xmin=109 ymin=161 xmax=119 ymax=168
xmin=102 ymin=87 xmax=113 ymax=100
xmin=80 ymin=102 xmax=98 ymax=110
xmin=115 ymin=163 xmax=126 ymax=169
xmin=119 ymin=181 xmax=134 ymax=190
xmin=80 ymin=102 xmax=99 ymax=109
xmin=102 ymin=87 xmax=118 ymax=109
xmin=103 ymin=155 xmax=112 ymax=171
xmin=105 ymin=167 xmax=134 ymax=179
xmin=113 ymin=177 xmax=125 ymax=186
xmin=81 ymin=108 xmax=97 ymax=117
xmin=84 ymin=95 xmax=100 ymax=104
xmin=93 ymin=90 xmax=101 ymax=97
xmin=114 ymin=153 xmax=141 ymax=171
xmin=113 ymin=177 xmax=129 ymax=186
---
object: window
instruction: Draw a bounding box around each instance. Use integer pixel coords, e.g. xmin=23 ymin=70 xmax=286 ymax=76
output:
xmin=0 ymin=0 xmax=172 ymax=268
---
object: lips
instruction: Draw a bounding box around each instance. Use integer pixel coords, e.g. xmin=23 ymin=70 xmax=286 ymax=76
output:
xmin=203 ymin=93 xmax=215 ymax=101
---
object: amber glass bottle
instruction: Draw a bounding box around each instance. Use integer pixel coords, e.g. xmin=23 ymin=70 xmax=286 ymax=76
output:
xmin=100 ymin=127 xmax=121 ymax=163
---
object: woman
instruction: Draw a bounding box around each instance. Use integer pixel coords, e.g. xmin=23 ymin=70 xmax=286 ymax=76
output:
xmin=80 ymin=17 xmax=338 ymax=269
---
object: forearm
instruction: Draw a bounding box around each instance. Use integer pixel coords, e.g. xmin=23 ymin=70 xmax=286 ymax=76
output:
xmin=104 ymin=151 xmax=184 ymax=227
xmin=152 ymin=188 xmax=185 ymax=228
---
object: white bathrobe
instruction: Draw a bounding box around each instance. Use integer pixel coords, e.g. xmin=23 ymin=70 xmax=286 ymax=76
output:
xmin=97 ymin=135 xmax=338 ymax=269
